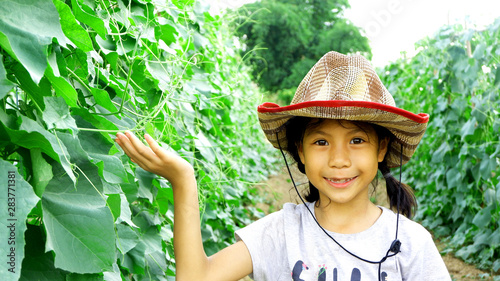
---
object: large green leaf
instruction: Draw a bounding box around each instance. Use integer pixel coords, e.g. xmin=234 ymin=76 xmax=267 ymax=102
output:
xmin=0 ymin=159 xmax=40 ymax=280
xmin=42 ymin=96 xmax=78 ymax=131
xmin=0 ymin=0 xmax=71 ymax=83
xmin=91 ymin=87 xmax=118 ymax=112
xmin=42 ymin=133 xmax=116 ymax=273
xmin=71 ymin=0 xmax=107 ymax=38
xmin=19 ymin=225 xmax=66 ymax=281
xmin=45 ymin=64 xmax=79 ymax=107
xmin=53 ymin=0 xmax=93 ymax=52
xmin=0 ymin=112 xmax=76 ymax=183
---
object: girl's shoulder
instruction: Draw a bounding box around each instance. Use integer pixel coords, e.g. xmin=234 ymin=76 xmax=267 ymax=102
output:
xmin=380 ymin=206 xmax=431 ymax=233
xmin=379 ymin=207 xmax=436 ymax=250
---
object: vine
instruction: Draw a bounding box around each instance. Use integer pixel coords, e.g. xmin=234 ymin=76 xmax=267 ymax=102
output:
xmin=0 ymin=0 xmax=277 ymax=279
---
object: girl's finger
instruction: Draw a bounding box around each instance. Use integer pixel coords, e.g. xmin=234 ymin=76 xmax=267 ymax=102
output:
xmin=144 ymin=134 xmax=170 ymax=160
xmin=125 ymin=132 xmax=159 ymax=161
xmin=116 ymin=132 xmax=152 ymax=164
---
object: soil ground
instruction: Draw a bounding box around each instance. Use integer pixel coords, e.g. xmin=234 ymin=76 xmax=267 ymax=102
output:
xmin=239 ymin=166 xmax=498 ymax=281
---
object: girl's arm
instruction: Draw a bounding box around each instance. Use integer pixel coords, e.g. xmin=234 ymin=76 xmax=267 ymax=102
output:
xmin=115 ymin=132 xmax=253 ymax=281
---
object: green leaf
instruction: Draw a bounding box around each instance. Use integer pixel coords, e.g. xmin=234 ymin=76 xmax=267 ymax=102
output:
xmin=95 ymin=35 xmax=117 ymax=54
xmin=136 ymin=168 xmax=155 ymax=203
xmin=0 ymin=159 xmax=40 ymax=279
xmin=72 ymin=108 xmax=119 ymax=139
xmin=0 ymin=54 xmax=14 ymax=99
xmin=91 ymin=87 xmax=118 ymax=112
xmin=195 ymin=131 xmax=215 ymax=162
xmin=155 ymin=185 xmax=173 ymax=215
xmin=42 ymin=170 xmax=115 ymax=273
xmin=122 ymin=240 xmax=146 ymax=274
xmin=45 ymin=64 xmax=79 ymax=107
xmin=104 ymin=193 xmax=136 ymax=228
xmin=472 ymin=204 xmax=495 ymax=229
xmin=0 ymin=112 xmax=77 ymax=183
xmin=479 ymin=155 xmax=497 ymax=180
xmin=93 ymin=155 xmax=128 ymax=183
xmin=445 ymin=167 xmax=461 ymax=189
xmin=42 ymin=96 xmax=78 ymax=131
xmin=0 ymin=0 xmax=71 ymax=83
xmin=146 ymin=61 xmax=171 ymax=92
xmin=450 ymin=77 xmax=464 ymax=93
xmin=53 ymin=0 xmax=93 ymax=52
xmin=77 ymin=130 xmax=128 ymax=184
xmin=460 ymin=117 xmax=477 ymax=140
xmin=106 ymin=193 xmax=121 ymax=221
xmin=156 ymin=21 xmax=178 ymax=45
xmin=30 ymin=148 xmax=53 ymax=197
xmin=0 ymin=31 xmax=17 ymax=60
xmin=116 ymin=194 xmax=137 ymax=227
xmin=42 ymin=133 xmax=115 ymax=273
xmin=431 ymin=141 xmax=450 ymax=163
xmin=103 ymin=263 xmax=122 ymax=281
xmin=19 ymin=225 xmax=66 ymax=281
xmin=71 ymin=0 xmax=107 ymax=38
xmin=472 ymin=43 xmax=486 ymax=60
xmin=473 ymin=229 xmax=492 ymax=246
xmin=10 ymin=62 xmax=51 ymax=109
xmin=116 ymin=223 xmax=140 ymax=255
xmin=139 ymin=228 xmax=167 ymax=276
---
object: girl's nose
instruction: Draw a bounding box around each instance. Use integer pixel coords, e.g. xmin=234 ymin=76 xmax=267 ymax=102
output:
xmin=328 ymin=146 xmax=351 ymax=168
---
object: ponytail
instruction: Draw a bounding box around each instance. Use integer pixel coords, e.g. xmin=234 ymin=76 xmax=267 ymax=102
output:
xmin=378 ymin=161 xmax=417 ymax=218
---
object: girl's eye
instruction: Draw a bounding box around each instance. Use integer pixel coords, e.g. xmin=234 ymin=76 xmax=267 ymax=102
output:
xmin=314 ymin=140 xmax=328 ymax=146
xmin=350 ymin=138 xmax=365 ymax=144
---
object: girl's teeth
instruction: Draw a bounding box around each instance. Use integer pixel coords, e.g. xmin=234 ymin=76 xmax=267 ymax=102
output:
xmin=327 ymin=177 xmax=354 ymax=183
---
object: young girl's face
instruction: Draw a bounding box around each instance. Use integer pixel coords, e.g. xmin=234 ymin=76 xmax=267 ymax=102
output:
xmin=298 ymin=119 xmax=388 ymax=207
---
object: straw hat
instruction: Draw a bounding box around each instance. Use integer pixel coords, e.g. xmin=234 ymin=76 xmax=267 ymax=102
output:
xmin=257 ymin=51 xmax=429 ymax=168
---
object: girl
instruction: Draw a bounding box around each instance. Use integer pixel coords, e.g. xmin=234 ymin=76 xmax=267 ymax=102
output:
xmin=115 ymin=51 xmax=451 ymax=281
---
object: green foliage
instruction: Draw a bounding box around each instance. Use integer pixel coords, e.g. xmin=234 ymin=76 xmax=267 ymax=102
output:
xmin=234 ymin=0 xmax=371 ymax=93
xmin=380 ymin=18 xmax=500 ymax=271
xmin=0 ymin=0 xmax=277 ymax=279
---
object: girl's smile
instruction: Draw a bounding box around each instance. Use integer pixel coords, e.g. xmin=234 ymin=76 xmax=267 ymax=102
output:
xmin=325 ymin=176 xmax=358 ymax=188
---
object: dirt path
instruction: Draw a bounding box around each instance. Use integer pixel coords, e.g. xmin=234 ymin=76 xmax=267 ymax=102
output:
xmin=240 ymin=166 xmax=497 ymax=281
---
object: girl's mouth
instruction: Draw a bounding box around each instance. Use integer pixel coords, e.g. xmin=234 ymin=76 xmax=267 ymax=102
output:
xmin=325 ymin=176 xmax=357 ymax=188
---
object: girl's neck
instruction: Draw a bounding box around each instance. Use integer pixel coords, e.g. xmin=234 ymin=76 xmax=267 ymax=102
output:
xmin=313 ymin=200 xmax=382 ymax=234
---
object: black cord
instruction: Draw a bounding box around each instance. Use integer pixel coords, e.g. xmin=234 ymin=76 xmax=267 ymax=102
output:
xmin=276 ymin=132 xmax=402 ymax=281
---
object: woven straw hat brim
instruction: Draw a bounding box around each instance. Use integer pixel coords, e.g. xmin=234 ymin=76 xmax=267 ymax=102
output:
xmin=258 ymin=100 xmax=429 ymax=168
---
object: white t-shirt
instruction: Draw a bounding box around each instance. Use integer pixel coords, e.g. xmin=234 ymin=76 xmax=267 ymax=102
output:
xmin=236 ymin=202 xmax=451 ymax=281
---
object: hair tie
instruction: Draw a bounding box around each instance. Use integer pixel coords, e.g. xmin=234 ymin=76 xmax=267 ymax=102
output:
xmin=383 ymin=172 xmax=392 ymax=179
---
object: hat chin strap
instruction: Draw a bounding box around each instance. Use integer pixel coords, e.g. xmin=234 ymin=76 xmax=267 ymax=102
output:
xmin=276 ymin=132 xmax=402 ymax=281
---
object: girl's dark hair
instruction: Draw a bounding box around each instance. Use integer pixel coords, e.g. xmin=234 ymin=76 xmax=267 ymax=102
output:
xmin=284 ymin=116 xmax=417 ymax=218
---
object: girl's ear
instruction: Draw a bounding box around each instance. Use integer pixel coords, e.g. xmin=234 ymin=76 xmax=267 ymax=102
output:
xmin=297 ymin=142 xmax=305 ymax=164
xmin=378 ymin=137 xmax=389 ymax=162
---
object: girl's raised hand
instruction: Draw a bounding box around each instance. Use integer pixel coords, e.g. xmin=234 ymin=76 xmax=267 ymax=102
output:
xmin=115 ymin=131 xmax=194 ymax=185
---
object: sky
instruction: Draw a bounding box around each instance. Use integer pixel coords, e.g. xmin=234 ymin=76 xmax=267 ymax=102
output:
xmin=212 ymin=0 xmax=500 ymax=67
xmin=344 ymin=0 xmax=500 ymax=66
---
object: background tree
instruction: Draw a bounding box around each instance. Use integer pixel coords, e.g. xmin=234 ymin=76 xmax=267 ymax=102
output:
xmin=235 ymin=0 xmax=371 ymax=94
